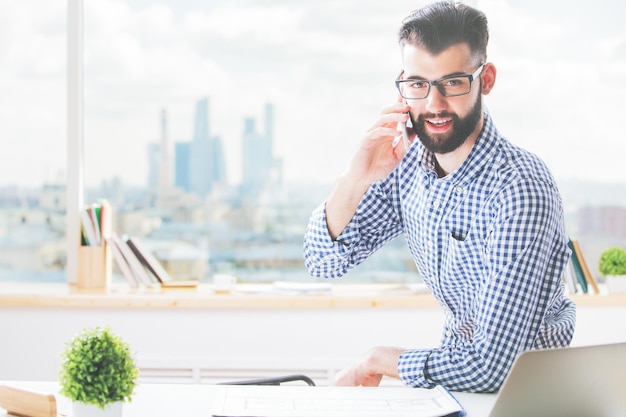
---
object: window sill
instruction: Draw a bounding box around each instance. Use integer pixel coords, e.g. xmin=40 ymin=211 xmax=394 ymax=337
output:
xmin=0 ymin=282 xmax=624 ymax=309
xmin=0 ymin=282 xmax=440 ymax=309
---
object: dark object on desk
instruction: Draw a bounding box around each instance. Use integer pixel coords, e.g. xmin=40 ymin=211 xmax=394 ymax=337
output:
xmin=0 ymin=384 xmax=57 ymax=417
xmin=218 ymin=374 xmax=316 ymax=386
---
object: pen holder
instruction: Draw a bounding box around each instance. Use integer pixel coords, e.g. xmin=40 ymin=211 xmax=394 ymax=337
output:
xmin=77 ymin=243 xmax=112 ymax=290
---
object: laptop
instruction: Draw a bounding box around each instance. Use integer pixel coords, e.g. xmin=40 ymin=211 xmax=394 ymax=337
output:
xmin=488 ymin=342 xmax=626 ymax=417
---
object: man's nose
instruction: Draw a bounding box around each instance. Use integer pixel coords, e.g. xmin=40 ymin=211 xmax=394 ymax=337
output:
xmin=424 ymin=84 xmax=447 ymax=113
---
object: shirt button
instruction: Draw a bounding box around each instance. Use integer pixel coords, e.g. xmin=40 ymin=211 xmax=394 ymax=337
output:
xmin=445 ymin=331 xmax=452 ymax=337
xmin=432 ymin=200 xmax=440 ymax=208
xmin=454 ymin=186 xmax=463 ymax=194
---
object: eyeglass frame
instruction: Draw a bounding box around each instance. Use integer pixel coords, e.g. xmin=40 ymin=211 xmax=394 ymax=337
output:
xmin=395 ymin=64 xmax=485 ymax=100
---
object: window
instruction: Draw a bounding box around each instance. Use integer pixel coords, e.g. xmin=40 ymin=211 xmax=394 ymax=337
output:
xmin=3 ymin=0 xmax=626 ymax=285
xmin=0 ymin=1 xmax=66 ymax=282
xmin=81 ymin=1 xmax=419 ymax=285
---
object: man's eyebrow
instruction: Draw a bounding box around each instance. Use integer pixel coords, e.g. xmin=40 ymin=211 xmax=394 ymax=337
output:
xmin=403 ymin=70 xmax=468 ymax=80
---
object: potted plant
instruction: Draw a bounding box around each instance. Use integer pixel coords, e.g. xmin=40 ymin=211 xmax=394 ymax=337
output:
xmin=59 ymin=326 xmax=139 ymax=417
xmin=598 ymin=246 xmax=626 ymax=294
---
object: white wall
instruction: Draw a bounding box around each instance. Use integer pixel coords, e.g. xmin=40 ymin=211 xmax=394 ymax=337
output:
xmin=1 ymin=305 xmax=623 ymax=385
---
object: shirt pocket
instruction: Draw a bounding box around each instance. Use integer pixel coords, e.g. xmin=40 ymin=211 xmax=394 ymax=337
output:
xmin=441 ymin=229 xmax=483 ymax=291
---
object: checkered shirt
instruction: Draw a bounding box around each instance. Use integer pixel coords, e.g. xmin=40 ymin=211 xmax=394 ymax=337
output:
xmin=303 ymin=111 xmax=576 ymax=392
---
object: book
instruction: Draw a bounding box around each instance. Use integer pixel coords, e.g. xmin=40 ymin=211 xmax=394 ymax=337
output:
xmin=98 ymin=199 xmax=112 ymax=241
xmin=87 ymin=205 xmax=102 ymax=246
xmin=110 ymin=233 xmax=155 ymax=287
xmin=105 ymin=236 xmax=139 ymax=288
xmin=562 ymin=262 xmax=577 ymax=294
xmin=567 ymin=238 xmax=588 ymax=293
xmin=571 ymin=239 xmax=600 ymax=295
xmin=79 ymin=208 xmax=99 ymax=247
xmin=125 ymin=236 xmax=198 ymax=288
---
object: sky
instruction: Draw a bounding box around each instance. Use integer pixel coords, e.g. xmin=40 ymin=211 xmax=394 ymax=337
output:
xmin=1 ymin=0 xmax=625 ymax=189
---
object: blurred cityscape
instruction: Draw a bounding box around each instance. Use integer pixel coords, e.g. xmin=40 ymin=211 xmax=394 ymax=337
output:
xmin=0 ymin=97 xmax=418 ymax=284
xmin=2 ymin=97 xmax=626 ymax=285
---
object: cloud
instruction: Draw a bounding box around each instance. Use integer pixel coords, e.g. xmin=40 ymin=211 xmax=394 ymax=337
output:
xmin=3 ymin=0 xmax=626 ymax=188
xmin=75 ymin=1 xmax=412 ymax=186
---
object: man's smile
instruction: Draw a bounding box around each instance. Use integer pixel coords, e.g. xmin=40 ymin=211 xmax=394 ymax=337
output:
xmin=425 ymin=117 xmax=453 ymax=132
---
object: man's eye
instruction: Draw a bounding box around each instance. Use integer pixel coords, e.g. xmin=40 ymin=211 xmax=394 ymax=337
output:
xmin=443 ymin=78 xmax=462 ymax=87
xmin=410 ymin=81 xmax=427 ymax=89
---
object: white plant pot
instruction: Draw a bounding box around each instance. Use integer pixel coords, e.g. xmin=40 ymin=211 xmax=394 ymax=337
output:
xmin=605 ymin=275 xmax=626 ymax=294
xmin=72 ymin=401 xmax=123 ymax=417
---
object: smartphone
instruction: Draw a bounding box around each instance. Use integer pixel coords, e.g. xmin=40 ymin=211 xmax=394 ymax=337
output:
xmin=401 ymin=112 xmax=412 ymax=151
xmin=392 ymin=112 xmax=412 ymax=150
xmin=395 ymin=70 xmax=413 ymax=151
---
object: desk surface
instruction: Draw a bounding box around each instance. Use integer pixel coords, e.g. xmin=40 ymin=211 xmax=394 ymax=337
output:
xmin=0 ymin=381 xmax=497 ymax=417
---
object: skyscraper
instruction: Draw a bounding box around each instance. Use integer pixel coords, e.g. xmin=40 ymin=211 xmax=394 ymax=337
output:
xmin=174 ymin=142 xmax=191 ymax=192
xmin=241 ymin=117 xmax=266 ymax=193
xmin=185 ymin=97 xmax=227 ymax=198
xmin=146 ymin=108 xmax=172 ymax=193
xmin=160 ymin=108 xmax=171 ymax=189
xmin=264 ymin=103 xmax=274 ymax=163
xmin=241 ymin=103 xmax=279 ymax=195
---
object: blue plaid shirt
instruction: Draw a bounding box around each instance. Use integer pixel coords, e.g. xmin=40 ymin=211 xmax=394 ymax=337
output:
xmin=304 ymin=111 xmax=576 ymax=392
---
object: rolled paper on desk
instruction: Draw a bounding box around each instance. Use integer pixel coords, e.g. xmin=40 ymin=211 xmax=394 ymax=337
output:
xmin=0 ymin=384 xmax=57 ymax=417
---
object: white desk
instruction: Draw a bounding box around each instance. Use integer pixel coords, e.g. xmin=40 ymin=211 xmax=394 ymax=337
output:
xmin=0 ymin=381 xmax=497 ymax=417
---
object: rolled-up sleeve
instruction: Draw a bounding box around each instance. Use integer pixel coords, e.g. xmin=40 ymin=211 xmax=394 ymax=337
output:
xmin=303 ymin=181 xmax=403 ymax=279
xmin=303 ymin=202 xmax=361 ymax=278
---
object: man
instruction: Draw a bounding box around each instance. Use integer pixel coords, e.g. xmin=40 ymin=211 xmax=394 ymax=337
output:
xmin=303 ymin=1 xmax=576 ymax=393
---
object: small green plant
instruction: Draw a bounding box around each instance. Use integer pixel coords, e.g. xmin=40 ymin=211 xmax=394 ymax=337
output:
xmin=598 ymin=247 xmax=626 ymax=276
xmin=59 ymin=326 xmax=139 ymax=410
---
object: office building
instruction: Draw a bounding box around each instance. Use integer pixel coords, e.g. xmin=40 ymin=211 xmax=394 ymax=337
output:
xmin=187 ymin=97 xmax=227 ymax=198
xmin=174 ymin=142 xmax=191 ymax=192
xmin=160 ymin=108 xmax=171 ymax=189
xmin=173 ymin=98 xmax=227 ymax=198
xmin=146 ymin=109 xmax=173 ymax=193
xmin=241 ymin=103 xmax=281 ymax=195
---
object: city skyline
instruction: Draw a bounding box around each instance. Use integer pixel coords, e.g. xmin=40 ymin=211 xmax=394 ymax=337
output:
xmin=2 ymin=1 xmax=625 ymax=189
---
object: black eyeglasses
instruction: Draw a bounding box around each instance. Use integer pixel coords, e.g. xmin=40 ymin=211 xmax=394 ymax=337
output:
xmin=395 ymin=64 xmax=484 ymax=100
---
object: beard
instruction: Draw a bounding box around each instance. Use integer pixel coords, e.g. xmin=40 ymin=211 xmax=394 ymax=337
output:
xmin=411 ymin=95 xmax=482 ymax=154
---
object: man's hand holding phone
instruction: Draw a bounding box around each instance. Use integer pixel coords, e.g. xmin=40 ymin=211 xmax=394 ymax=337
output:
xmin=325 ymin=97 xmax=414 ymax=239
xmin=344 ymin=102 xmax=413 ymax=187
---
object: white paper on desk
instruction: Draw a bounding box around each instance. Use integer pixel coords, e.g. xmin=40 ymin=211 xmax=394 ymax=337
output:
xmin=211 ymin=385 xmax=465 ymax=417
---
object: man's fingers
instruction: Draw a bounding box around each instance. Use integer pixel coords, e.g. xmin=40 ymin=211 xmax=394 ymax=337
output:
xmin=368 ymin=111 xmax=409 ymax=132
xmin=379 ymin=102 xmax=410 ymax=116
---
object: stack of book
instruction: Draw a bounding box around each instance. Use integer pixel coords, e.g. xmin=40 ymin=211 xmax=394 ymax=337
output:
xmin=80 ymin=200 xmax=112 ymax=247
xmin=80 ymin=200 xmax=197 ymax=289
xmin=565 ymin=238 xmax=600 ymax=295
xmin=107 ymin=233 xmax=199 ymax=289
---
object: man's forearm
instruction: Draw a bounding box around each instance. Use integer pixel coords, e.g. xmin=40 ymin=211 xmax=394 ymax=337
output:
xmin=325 ymin=173 xmax=371 ymax=239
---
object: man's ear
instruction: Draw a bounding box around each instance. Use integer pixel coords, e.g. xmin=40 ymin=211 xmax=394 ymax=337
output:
xmin=480 ymin=62 xmax=497 ymax=95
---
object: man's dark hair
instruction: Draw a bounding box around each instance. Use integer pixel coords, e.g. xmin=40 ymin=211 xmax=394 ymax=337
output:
xmin=398 ymin=1 xmax=489 ymax=65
